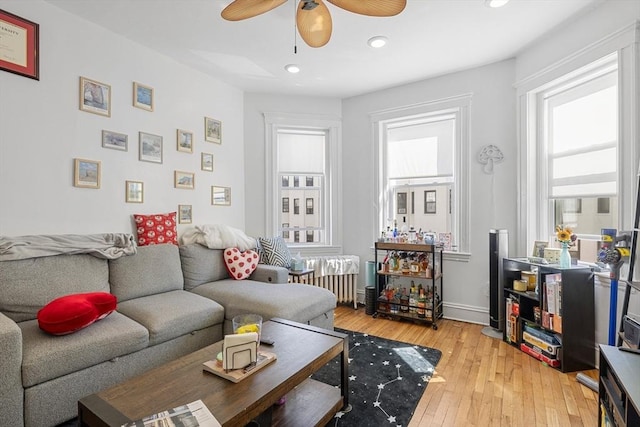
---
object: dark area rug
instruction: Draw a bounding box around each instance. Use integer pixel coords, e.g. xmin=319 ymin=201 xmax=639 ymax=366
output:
xmin=311 ymin=328 xmax=442 ymax=427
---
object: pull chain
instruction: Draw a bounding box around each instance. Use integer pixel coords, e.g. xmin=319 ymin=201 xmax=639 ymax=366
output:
xmin=293 ymin=0 xmax=298 ymax=54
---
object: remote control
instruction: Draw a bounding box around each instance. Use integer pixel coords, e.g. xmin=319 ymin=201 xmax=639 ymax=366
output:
xmin=261 ymin=337 xmax=275 ymax=346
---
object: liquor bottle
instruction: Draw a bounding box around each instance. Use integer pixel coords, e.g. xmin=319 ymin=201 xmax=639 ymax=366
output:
xmin=417 ymin=288 xmax=426 ymax=318
xmin=378 ymin=290 xmax=388 ymax=312
xmin=400 ymin=288 xmax=410 ymax=313
xmin=409 ymin=281 xmax=417 ymax=313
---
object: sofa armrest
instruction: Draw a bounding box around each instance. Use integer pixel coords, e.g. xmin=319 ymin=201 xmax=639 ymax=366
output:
xmin=250 ymin=264 xmax=289 ymax=284
xmin=0 ymin=312 xmax=24 ymax=426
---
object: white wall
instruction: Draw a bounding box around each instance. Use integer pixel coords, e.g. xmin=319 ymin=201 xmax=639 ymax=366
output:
xmin=0 ymin=0 xmax=246 ymax=237
xmin=243 ymin=93 xmax=342 ymax=239
xmin=342 ymin=60 xmax=518 ymax=324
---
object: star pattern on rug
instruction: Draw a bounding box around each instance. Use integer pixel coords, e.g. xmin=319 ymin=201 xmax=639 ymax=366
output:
xmin=315 ymin=330 xmax=441 ymax=427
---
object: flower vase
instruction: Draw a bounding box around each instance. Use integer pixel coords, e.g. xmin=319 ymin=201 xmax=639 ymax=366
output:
xmin=559 ymin=242 xmax=571 ymax=268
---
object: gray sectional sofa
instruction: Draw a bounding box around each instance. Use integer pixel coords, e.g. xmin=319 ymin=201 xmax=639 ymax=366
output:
xmin=0 ymin=243 xmax=336 ymax=427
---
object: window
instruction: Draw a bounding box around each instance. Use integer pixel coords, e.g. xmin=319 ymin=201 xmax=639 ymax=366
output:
xmin=306 ymin=230 xmax=314 ymax=242
xmin=518 ymin=40 xmax=639 ymax=259
xmin=528 ymin=54 xmax=619 ymax=241
xmin=282 ymin=197 xmax=289 ymax=213
xmin=294 ymin=230 xmax=300 ymax=242
xmin=264 ymin=112 xmax=341 ymax=252
xmin=282 ymin=223 xmax=290 ymax=239
xmin=373 ymin=95 xmax=470 ymax=252
xmin=282 ymin=176 xmax=289 ymax=187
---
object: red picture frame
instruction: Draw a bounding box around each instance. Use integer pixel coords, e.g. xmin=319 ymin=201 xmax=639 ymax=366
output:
xmin=0 ymin=9 xmax=39 ymax=80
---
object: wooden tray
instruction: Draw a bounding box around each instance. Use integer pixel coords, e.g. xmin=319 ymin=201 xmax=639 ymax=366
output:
xmin=203 ymin=351 xmax=277 ymax=383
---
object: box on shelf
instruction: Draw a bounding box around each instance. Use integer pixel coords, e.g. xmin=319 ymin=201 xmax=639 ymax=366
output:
xmin=523 ymin=331 xmax=561 ymax=357
xmin=520 ymin=342 xmax=561 ymax=368
xmin=543 ymin=248 xmax=561 ymax=264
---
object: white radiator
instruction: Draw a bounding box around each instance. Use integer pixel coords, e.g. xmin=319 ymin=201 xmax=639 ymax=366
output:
xmin=298 ymin=255 xmax=359 ymax=309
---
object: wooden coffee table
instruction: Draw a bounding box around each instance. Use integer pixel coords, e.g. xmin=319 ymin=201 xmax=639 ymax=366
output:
xmin=78 ymin=318 xmax=348 ymax=427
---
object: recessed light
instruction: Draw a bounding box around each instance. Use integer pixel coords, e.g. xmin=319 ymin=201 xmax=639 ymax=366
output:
xmin=367 ymin=36 xmax=388 ymax=48
xmin=485 ymin=0 xmax=510 ymax=7
xmin=285 ymin=64 xmax=300 ymax=73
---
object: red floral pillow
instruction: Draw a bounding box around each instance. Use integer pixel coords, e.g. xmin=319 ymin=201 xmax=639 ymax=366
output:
xmin=133 ymin=212 xmax=177 ymax=246
xmin=223 ymin=248 xmax=259 ymax=280
xmin=37 ymin=292 xmax=117 ymax=335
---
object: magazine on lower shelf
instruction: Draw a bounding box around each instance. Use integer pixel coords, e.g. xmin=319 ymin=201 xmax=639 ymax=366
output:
xmin=121 ymin=399 xmax=221 ymax=427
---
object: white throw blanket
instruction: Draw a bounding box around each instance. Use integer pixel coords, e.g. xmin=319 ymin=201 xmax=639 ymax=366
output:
xmin=0 ymin=233 xmax=137 ymax=261
xmin=180 ymin=224 xmax=257 ymax=251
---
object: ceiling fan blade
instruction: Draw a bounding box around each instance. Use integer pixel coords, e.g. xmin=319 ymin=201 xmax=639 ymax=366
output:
xmin=326 ymin=0 xmax=406 ymax=17
xmin=221 ymin=0 xmax=287 ymax=21
xmin=297 ymin=0 xmax=332 ymax=48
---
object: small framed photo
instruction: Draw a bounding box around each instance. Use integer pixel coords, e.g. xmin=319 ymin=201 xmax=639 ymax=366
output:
xmin=80 ymin=76 xmax=111 ymax=117
xmin=201 ymin=152 xmax=214 ymax=172
xmin=212 ymin=186 xmax=231 ymax=206
xmin=133 ymin=82 xmax=154 ymax=111
xmin=125 ymin=180 xmax=144 ymax=203
xmin=0 ymin=9 xmax=39 ymax=80
xmin=532 ymin=241 xmax=549 ymax=258
xmin=139 ymin=132 xmax=163 ymax=164
xmin=102 ymin=130 xmax=128 ymax=151
xmin=178 ymin=204 xmax=192 ymax=224
xmin=205 ymin=116 xmax=221 ymax=144
xmin=174 ymin=170 xmax=195 ymax=189
xmin=73 ymin=158 xmax=101 ymax=189
xmin=177 ymin=129 xmax=193 ymax=153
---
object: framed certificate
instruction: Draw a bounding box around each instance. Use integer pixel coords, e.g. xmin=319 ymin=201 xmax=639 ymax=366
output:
xmin=0 ymin=9 xmax=39 ymax=80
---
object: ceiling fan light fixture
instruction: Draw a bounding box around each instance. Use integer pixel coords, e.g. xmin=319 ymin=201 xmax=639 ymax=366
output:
xmin=285 ymin=64 xmax=301 ymax=73
xmin=367 ymin=36 xmax=388 ymax=48
xmin=485 ymin=0 xmax=510 ymax=8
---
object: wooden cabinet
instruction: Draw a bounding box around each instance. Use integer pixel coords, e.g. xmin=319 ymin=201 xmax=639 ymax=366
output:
xmin=599 ymin=345 xmax=640 ymax=426
xmin=373 ymin=242 xmax=443 ymax=329
xmin=502 ymin=258 xmax=595 ymax=372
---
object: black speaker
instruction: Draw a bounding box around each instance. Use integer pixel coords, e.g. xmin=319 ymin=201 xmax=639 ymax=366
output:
xmin=365 ymin=286 xmax=376 ymax=315
xmin=489 ymin=229 xmax=509 ymax=331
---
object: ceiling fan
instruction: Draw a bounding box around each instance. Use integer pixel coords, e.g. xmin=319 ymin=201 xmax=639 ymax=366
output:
xmin=221 ymin=0 xmax=407 ymax=48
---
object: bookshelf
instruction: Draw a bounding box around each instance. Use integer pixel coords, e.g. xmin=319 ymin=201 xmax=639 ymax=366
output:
xmin=502 ymin=258 xmax=595 ymax=372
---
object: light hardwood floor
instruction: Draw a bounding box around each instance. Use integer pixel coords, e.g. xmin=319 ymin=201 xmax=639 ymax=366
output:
xmin=333 ymin=305 xmax=599 ymax=427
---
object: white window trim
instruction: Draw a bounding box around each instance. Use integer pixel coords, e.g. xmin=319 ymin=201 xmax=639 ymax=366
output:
xmin=263 ymin=112 xmax=343 ymax=256
xmin=370 ymin=94 xmax=472 ymax=253
xmin=515 ymin=23 xmax=640 ymax=256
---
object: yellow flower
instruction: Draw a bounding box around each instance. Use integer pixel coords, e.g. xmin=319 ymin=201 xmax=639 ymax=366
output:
xmin=555 ymin=226 xmax=573 ymax=243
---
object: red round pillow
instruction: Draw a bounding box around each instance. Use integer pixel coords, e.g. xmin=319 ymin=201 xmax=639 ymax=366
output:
xmin=37 ymin=292 xmax=117 ymax=335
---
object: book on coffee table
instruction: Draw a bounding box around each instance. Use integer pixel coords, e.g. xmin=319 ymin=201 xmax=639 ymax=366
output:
xmin=203 ymin=351 xmax=276 ymax=383
xmin=121 ymin=399 xmax=220 ymax=427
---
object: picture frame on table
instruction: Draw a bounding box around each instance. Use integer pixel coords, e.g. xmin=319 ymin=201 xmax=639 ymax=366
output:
xmin=201 ymin=152 xmax=213 ymax=172
xmin=178 ymin=204 xmax=192 ymax=224
xmin=204 ymin=117 xmax=221 ymax=144
xmin=133 ymin=82 xmax=154 ymax=111
xmin=212 ymin=186 xmax=231 ymax=206
xmin=102 ymin=130 xmax=128 ymax=151
xmin=174 ymin=171 xmax=195 ymax=189
xmin=80 ymin=76 xmax=111 ymax=117
xmin=125 ymin=180 xmax=144 ymax=203
xmin=532 ymin=240 xmax=548 ymax=258
xmin=73 ymin=158 xmax=101 ymax=189
xmin=138 ymin=132 xmax=163 ymax=164
xmin=177 ymin=129 xmax=193 ymax=153
xmin=0 ymin=9 xmax=39 ymax=80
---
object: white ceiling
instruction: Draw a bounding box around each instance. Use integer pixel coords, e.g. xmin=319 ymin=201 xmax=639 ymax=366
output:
xmin=46 ymin=0 xmax=603 ymax=98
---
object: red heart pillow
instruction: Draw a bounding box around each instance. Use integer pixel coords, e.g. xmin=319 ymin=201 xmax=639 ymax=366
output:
xmin=223 ymin=248 xmax=259 ymax=280
xmin=37 ymin=292 xmax=117 ymax=335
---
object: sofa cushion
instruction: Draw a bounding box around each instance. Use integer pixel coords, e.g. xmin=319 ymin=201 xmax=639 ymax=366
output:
xmin=133 ymin=212 xmax=178 ymax=246
xmin=116 ymin=290 xmax=224 ymax=346
xmin=179 ymin=244 xmax=229 ymax=290
xmin=257 ymin=236 xmax=292 ymax=268
xmin=19 ymin=311 xmax=149 ymax=388
xmin=224 ymin=248 xmax=259 ymax=280
xmin=0 ymin=254 xmax=110 ymax=323
xmin=191 ymin=280 xmax=336 ymax=326
xmin=109 ymin=245 xmax=184 ymax=302
xmin=37 ymin=292 xmax=117 ymax=335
